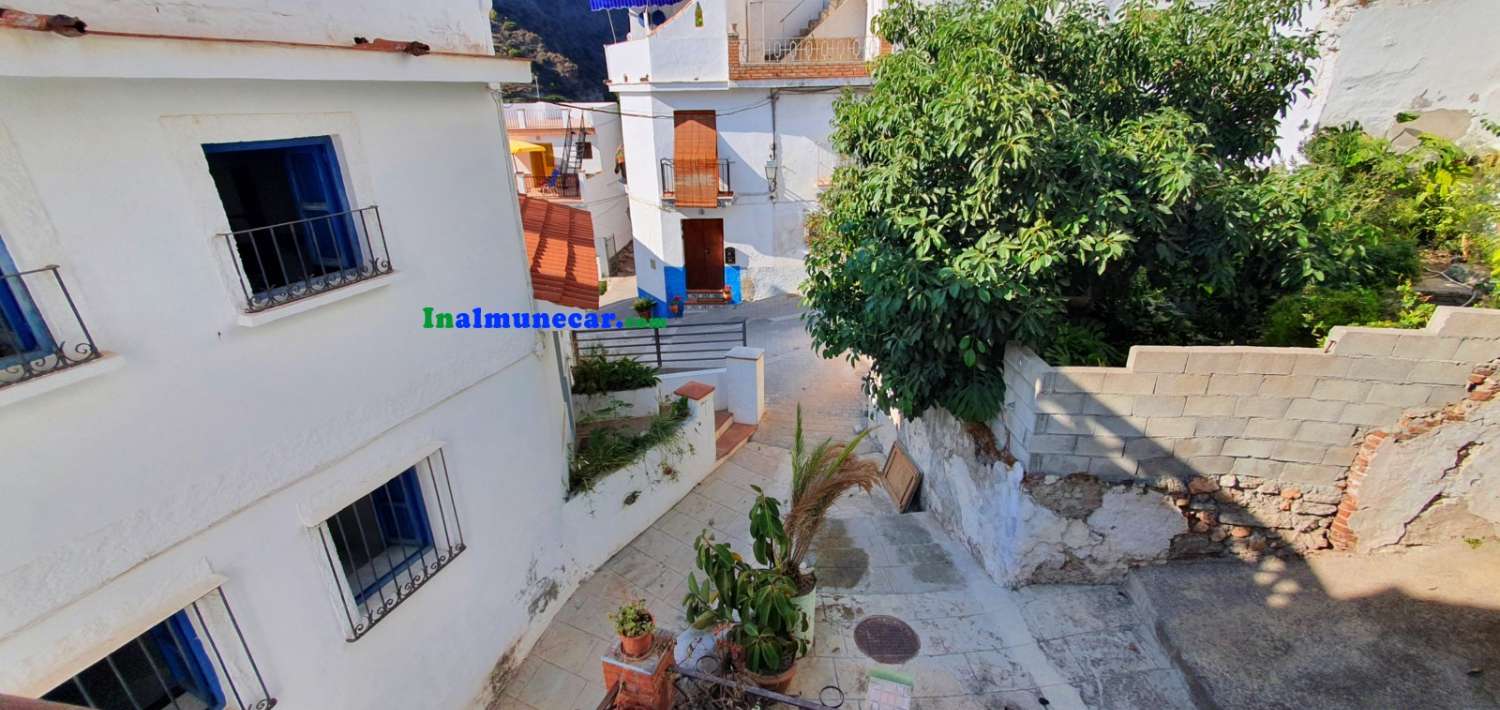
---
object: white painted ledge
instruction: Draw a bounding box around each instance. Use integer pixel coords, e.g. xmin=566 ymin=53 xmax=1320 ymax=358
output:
xmin=0 ymin=353 xmax=124 ymax=409
xmin=236 ymin=272 xmax=401 ymax=328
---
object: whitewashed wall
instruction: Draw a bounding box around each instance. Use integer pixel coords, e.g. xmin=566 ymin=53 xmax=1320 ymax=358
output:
xmin=17 ymin=0 xmax=493 ymax=54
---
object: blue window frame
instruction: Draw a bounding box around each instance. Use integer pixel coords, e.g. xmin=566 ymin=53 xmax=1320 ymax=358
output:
xmin=203 ymin=136 xmax=361 ymax=296
xmin=327 ymin=468 xmax=435 ymax=605
xmin=0 ymin=232 xmax=54 ymax=367
xmin=43 ymin=609 xmax=225 ymax=710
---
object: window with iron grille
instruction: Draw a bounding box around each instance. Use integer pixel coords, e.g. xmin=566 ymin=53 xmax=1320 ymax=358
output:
xmin=41 ymin=587 xmax=276 ymax=710
xmin=0 ymin=232 xmax=101 ymax=389
xmin=316 ymin=449 xmax=465 ymax=642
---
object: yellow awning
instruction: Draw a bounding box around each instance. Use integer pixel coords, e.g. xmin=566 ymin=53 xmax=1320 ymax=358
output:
xmin=509 ymin=139 xmax=551 ymax=155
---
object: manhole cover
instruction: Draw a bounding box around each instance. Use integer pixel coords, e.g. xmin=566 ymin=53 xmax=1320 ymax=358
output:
xmin=853 ymin=615 xmax=920 ymax=663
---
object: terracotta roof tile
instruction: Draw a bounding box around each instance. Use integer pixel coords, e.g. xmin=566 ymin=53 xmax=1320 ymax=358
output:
xmin=519 ymin=196 xmax=600 ymax=311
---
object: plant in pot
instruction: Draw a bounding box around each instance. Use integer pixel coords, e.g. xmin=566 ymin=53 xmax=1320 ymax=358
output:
xmin=609 ymin=599 xmax=657 ymax=658
xmin=721 ymin=284 xmax=733 ymax=302
xmin=679 ymin=531 xmax=743 ymax=667
xmin=780 ymin=405 xmax=881 ymax=645
xmin=632 ymin=297 xmax=655 ymax=320
xmin=668 ymin=295 xmax=684 ymax=316
xmin=728 ymin=489 xmax=809 ymax=692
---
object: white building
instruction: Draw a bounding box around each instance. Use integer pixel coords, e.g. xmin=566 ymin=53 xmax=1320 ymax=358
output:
xmin=505 ymin=101 xmax=633 ymax=278
xmin=604 ymin=0 xmax=889 ymax=314
xmin=0 ymin=2 xmax=621 ymax=708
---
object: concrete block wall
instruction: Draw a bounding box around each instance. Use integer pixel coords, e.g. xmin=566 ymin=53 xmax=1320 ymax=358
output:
xmin=1006 ymin=307 xmax=1500 ymax=492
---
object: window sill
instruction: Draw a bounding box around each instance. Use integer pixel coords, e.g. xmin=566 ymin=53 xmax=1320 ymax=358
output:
xmin=236 ymin=272 xmax=402 ymax=328
xmin=0 ymin=353 xmax=125 ymax=408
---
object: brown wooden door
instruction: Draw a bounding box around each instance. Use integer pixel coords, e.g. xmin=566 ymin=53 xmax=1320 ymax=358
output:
xmin=682 ymin=219 xmax=724 ymax=290
xmin=673 ymin=111 xmax=720 ymax=208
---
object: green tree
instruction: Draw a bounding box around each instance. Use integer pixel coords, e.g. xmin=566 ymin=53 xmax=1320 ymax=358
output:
xmin=803 ymin=0 xmax=1344 ymax=422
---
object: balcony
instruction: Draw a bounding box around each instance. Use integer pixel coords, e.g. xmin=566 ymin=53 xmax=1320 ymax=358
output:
xmin=728 ymin=35 xmax=883 ymax=81
xmin=219 ymin=206 xmax=392 ymax=314
xmin=0 ymin=265 xmax=102 ymax=390
xmin=659 ymin=159 xmax=734 ymax=208
xmin=516 ymin=171 xmax=582 ymax=199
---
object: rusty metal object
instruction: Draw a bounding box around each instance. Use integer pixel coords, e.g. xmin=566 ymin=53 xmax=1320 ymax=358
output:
xmin=352 ymin=36 xmax=429 ymax=56
xmin=0 ymin=8 xmax=86 ymax=36
xmin=853 ymin=615 xmax=921 ymax=664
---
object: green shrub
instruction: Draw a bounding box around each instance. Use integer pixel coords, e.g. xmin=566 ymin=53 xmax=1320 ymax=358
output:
xmin=1360 ymin=281 xmax=1437 ymax=330
xmin=1262 ymin=288 xmax=1388 ymax=347
xmin=1043 ymin=321 xmax=1123 ymax=366
xmin=571 ymin=351 xmax=660 ymax=395
xmin=569 ymin=396 xmax=691 ymax=493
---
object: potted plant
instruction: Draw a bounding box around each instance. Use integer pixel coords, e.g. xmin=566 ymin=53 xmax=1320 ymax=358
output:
xmin=632 ymin=297 xmax=655 ymax=320
xmin=668 ymin=295 xmax=684 ymax=316
xmin=679 ymin=532 xmax=742 ymax=667
xmin=730 ymin=490 xmax=808 ymax=692
xmin=721 ymin=284 xmax=733 ymax=302
xmin=609 ymin=599 xmax=657 ymax=657
xmin=780 ymin=405 xmax=880 ymax=645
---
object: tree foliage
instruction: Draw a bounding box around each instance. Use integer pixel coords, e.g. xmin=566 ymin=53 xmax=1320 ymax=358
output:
xmin=804 ymin=0 xmax=1353 ymax=422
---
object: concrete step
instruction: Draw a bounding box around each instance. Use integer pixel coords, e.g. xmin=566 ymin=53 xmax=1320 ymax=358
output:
xmin=714 ymin=422 xmax=757 ymax=466
xmin=714 ymin=410 xmax=733 ymax=438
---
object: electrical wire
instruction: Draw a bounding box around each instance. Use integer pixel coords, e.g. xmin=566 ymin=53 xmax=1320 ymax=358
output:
xmin=551 ymin=86 xmax=842 ymax=120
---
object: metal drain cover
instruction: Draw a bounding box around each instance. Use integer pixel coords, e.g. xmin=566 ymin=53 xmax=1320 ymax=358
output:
xmin=853 ymin=615 xmax=921 ymax=663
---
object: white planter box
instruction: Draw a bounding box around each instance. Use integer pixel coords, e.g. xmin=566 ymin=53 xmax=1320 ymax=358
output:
xmin=573 ymin=384 xmax=662 ymax=420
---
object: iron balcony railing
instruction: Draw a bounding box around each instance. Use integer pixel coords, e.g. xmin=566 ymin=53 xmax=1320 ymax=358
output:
xmin=219 ymin=206 xmax=392 ymax=314
xmin=743 ymin=36 xmax=879 ymax=65
xmin=0 ymin=265 xmax=101 ymax=389
xmin=659 ymin=159 xmax=734 ymax=203
xmin=573 ymin=319 xmax=747 ymax=371
xmin=516 ymin=171 xmax=582 ymax=198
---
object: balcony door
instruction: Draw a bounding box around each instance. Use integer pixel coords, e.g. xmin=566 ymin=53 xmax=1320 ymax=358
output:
xmin=682 ymin=219 xmax=725 ymax=291
xmin=673 ymin=111 xmax=720 ymax=208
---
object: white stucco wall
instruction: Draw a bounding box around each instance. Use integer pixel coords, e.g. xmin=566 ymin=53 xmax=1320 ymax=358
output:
xmin=0 ymin=72 xmax=647 ymax=709
xmin=17 ymin=0 xmax=495 ymax=54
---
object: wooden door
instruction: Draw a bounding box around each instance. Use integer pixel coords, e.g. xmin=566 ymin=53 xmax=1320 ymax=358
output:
xmin=682 ymin=219 xmax=725 ymax=290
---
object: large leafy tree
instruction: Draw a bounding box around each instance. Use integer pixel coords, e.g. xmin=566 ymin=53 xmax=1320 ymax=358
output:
xmin=803 ymin=0 xmax=1363 ymax=423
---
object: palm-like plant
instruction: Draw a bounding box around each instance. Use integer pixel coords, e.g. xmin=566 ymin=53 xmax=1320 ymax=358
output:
xmin=782 ymin=405 xmax=881 ymax=587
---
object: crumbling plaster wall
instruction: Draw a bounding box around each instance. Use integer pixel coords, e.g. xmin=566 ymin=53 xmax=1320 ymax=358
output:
xmin=874 ymin=307 xmax=1500 ymax=586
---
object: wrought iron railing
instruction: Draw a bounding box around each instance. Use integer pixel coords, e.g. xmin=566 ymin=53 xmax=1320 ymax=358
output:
xmin=516 ymin=171 xmax=582 ymax=198
xmin=41 ymin=587 xmax=276 ymax=710
xmin=219 ymin=206 xmax=392 ymax=314
xmin=573 ymin=319 xmax=747 ymax=371
xmin=0 ymin=266 xmax=101 ymax=389
xmin=315 ymin=449 xmax=465 ymax=642
xmin=659 ymin=159 xmax=734 ymax=202
xmin=743 ymin=36 xmax=878 ymax=64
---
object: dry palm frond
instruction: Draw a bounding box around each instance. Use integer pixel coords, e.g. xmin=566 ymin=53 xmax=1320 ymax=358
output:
xmin=783 ymin=405 xmax=881 ymax=578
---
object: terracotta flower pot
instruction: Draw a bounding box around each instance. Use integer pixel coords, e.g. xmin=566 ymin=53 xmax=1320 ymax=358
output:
xmin=747 ymin=660 xmax=798 ymax=694
xmin=620 ymin=627 xmax=654 ymax=658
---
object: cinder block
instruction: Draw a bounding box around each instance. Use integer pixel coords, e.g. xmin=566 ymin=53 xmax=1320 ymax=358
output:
xmin=1310 ymin=378 xmax=1371 ymax=402
xmin=1037 ymin=454 xmax=1091 ymax=474
xmin=1195 ymin=417 xmax=1249 ymax=437
xmin=1101 ymin=372 xmax=1157 ymax=395
xmin=1391 ymin=335 xmax=1462 ymax=361
xmin=1042 ymin=414 xmax=1082 ymax=435
xmin=1125 ymin=438 xmax=1174 ymax=459
xmin=1238 ymin=352 xmax=1297 ymax=374
xmin=1208 ymin=374 xmax=1265 ymax=396
xmin=1295 ymin=420 xmax=1357 ymax=446
xmin=1280 ymin=462 xmax=1346 ymax=486
xmin=1272 ymin=441 xmax=1332 ymax=464
xmin=1244 ymin=417 xmax=1301 ymax=439
xmin=1347 ymin=358 xmax=1413 ymax=382
xmin=1174 ymin=437 xmax=1225 ymax=457
xmin=1126 ymin=347 xmax=1188 ymax=373
xmin=1234 ymin=397 xmax=1291 ymax=418
xmin=1327 ymin=329 xmax=1400 ymax=358
xmin=1453 ymin=338 xmax=1500 ymax=363
xmin=1366 ymin=383 xmax=1434 ymax=408
xmin=1184 ymin=396 xmax=1237 ymax=417
xmin=1133 ymin=395 xmax=1187 ymax=417
xmin=1258 ymin=375 xmax=1318 ymax=398
xmin=1081 ymin=394 xmax=1135 ymax=416
xmin=1088 ymin=455 xmax=1138 ymax=480
xmin=1049 ymin=369 xmax=1108 ymax=393
xmin=1074 ymin=435 xmax=1129 ymax=457
xmin=1145 ymin=417 xmax=1198 ymax=438
xmin=1339 ymin=403 xmax=1403 ymax=427
xmin=1222 ymin=438 xmax=1277 ymax=458
xmin=1185 ymin=350 xmax=1245 ymax=374
xmin=1285 ymin=398 xmax=1347 ymax=422
xmin=1028 ymin=434 xmax=1078 ymax=454
xmin=1154 ymin=374 xmax=1210 ymax=396
xmin=1292 ymin=355 xmax=1352 ymax=378
xmin=1322 ymin=446 xmax=1358 ymax=467
xmin=1035 ymin=393 xmax=1085 ymax=414
xmin=1186 ymin=456 xmax=1235 ymax=475
xmin=1231 ymin=458 xmax=1284 ymax=478
xmin=1137 ymin=456 xmax=1193 ymax=478
xmin=1431 ymin=307 xmax=1500 ymax=338
xmin=1425 ymin=385 xmax=1469 ymax=406
xmin=1407 ymin=361 xmax=1472 ymax=386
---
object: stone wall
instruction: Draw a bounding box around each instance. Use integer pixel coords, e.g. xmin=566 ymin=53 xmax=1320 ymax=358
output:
xmin=876 ymin=306 xmax=1500 ymax=585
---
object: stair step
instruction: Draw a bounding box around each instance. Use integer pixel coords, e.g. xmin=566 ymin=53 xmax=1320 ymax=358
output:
xmin=715 ymin=410 xmax=733 ymax=438
xmin=715 ymin=422 xmax=756 ymax=463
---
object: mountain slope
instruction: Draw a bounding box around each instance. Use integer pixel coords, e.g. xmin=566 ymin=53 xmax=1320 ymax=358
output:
xmin=492 ymin=0 xmax=619 ymax=102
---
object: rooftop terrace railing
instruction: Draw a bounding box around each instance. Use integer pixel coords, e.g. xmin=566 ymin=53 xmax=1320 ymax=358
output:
xmin=743 ymin=36 xmax=879 ymax=64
